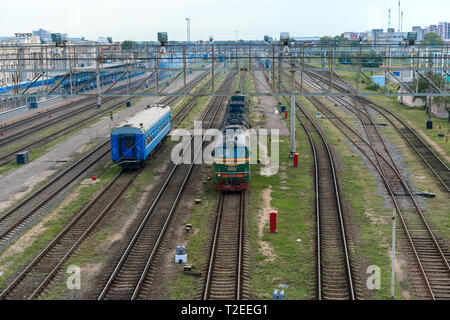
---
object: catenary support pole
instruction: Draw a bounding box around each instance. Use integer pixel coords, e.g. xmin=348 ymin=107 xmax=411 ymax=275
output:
xmin=290 ymin=94 xmax=295 ymax=157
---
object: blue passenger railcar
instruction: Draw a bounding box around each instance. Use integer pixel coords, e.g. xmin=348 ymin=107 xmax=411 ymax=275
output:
xmin=110 ymin=106 xmax=171 ymax=169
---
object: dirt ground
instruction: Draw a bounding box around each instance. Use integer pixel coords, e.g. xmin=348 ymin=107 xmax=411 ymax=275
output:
xmin=252 ymin=71 xmax=289 ymax=136
xmin=257 ymin=187 xmax=277 ymax=263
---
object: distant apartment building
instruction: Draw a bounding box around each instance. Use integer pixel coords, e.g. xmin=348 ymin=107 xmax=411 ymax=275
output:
xmin=0 ymin=31 xmax=96 ymax=87
xmin=33 ymin=29 xmax=52 ymax=42
xmin=412 ymin=26 xmax=424 ymax=41
xmin=425 ymin=24 xmax=439 ymax=35
xmin=368 ymin=29 xmax=384 ymax=42
xmin=292 ymin=37 xmax=321 ymax=44
xmin=420 ymin=22 xmax=450 ymax=40
xmin=438 ymin=22 xmax=449 ymax=39
xmin=343 ymin=32 xmax=359 ymax=41
xmin=376 ymin=32 xmax=407 ymax=44
xmin=0 ymin=34 xmax=42 ymax=85
xmin=344 ymin=21 xmax=450 ymax=44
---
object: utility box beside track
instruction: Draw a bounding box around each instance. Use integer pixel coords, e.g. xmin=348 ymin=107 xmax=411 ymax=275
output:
xmin=16 ymin=151 xmax=29 ymax=164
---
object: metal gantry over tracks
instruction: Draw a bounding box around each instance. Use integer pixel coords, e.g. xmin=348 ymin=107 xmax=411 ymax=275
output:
xmin=1 ymin=42 xmax=448 ymax=100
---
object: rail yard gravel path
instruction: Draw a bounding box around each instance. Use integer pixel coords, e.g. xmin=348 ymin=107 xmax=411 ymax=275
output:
xmin=253 ymin=71 xmax=289 ymax=136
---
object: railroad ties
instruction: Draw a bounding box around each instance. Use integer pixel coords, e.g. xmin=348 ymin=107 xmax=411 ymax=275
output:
xmin=200 ymin=192 xmax=249 ymax=300
xmin=96 ymin=73 xmax=236 ymax=300
xmin=298 ymin=68 xmax=450 ymax=300
xmin=295 ymin=102 xmax=356 ymax=300
xmin=0 ymin=71 xmax=214 ymax=300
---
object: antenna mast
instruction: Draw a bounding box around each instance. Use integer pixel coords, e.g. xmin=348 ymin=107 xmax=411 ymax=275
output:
xmin=186 ymin=17 xmax=191 ymax=42
xmin=388 ymin=8 xmax=391 ymax=29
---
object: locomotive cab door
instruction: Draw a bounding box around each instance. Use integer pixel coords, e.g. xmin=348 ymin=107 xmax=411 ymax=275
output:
xmin=118 ymin=135 xmax=136 ymax=159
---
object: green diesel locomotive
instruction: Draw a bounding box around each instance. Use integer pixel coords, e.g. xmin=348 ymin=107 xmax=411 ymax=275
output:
xmin=214 ymin=95 xmax=250 ymax=191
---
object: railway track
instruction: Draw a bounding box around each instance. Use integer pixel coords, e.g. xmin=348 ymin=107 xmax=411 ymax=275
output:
xmin=0 ymin=78 xmax=146 ymax=145
xmin=170 ymin=75 xmax=214 ymax=127
xmin=289 ymin=72 xmax=450 ymax=299
xmin=0 ymin=169 xmax=141 ymax=300
xmin=96 ymin=72 xmax=235 ymax=300
xmin=274 ymin=73 xmax=356 ymax=300
xmin=200 ymin=192 xmax=249 ymax=300
xmin=239 ymin=70 xmax=247 ymax=94
xmin=304 ymin=68 xmax=450 ymax=193
xmin=0 ymin=72 xmax=194 ymax=167
xmin=0 ymin=68 xmax=184 ymax=135
xmin=0 ymin=72 xmax=211 ymax=249
xmin=0 ymin=73 xmax=216 ymax=300
xmin=0 ymin=141 xmax=111 ymax=248
xmin=297 ymin=104 xmax=355 ymax=300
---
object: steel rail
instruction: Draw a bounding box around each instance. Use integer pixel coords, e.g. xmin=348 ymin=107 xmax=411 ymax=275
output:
xmin=307 ymin=68 xmax=450 ymax=192
xmin=292 ymin=71 xmax=449 ymax=299
xmin=130 ymin=74 xmax=231 ymax=300
xmin=0 ymin=144 xmax=110 ymax=243
xmin=236 ymin=192 xmax=245 ymax=300
xmin=98 ymin=72 xmax=235 ymax=300
xmin=202 ymin=192 xmax=246 ymax=300
xmin=277 ymin=72 xmax=355 ymax=299
xmin=202 ymin=193 xmax=225 ymax=300
xmin=0 ymin=171 xmax=124 ymax=299
xmin=296 ymin=111 xmax=321 ymax=299
xmin=0 ymin=71 xmax=208 ymax=237
xmin=303 ymin=71 xmax=450 ymax=272
xmin=0 ymin=72 xmax=206 ymax=167
xmin=0 ymin=70 xmax=215 ymax=300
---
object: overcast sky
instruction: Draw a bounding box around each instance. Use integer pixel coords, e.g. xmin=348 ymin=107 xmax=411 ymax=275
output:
xmin=1 ymin=0 xmax=449 ymax=41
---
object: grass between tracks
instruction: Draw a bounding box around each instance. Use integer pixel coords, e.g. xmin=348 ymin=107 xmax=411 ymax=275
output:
xmin=334 ymin=69 xmax=450 ymax=166
xmin=0 ymin=161 xmax=121 ymax=292
xmin=248 ymin=137 xmax=315 ymax=299
xmin=164 ymin=173 xmax=218 ymax=300
xmin=37 ymin=144 xmax=168 ymax=300
xmin=160 ymin=73 xmax=232 ymax=299
xmin=378 ymin=120 xmax=450 ymax=240
xmin=0 ymin=84 xmax=154 ymax=177
xmin=244 ymin=77 xmax=315 ymax=299
xmin=298 ymin=94 xmax=416 ymax=299
xmin=39 ymin=73 xmax=229 ymax=299
xmin=0 ymin=139 xmax=103 ymax=218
